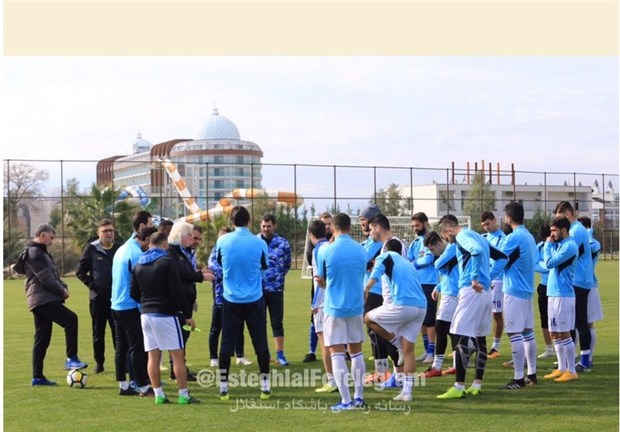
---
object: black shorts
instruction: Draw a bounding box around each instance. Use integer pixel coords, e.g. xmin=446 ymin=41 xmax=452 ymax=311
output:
xmin=422 ymin=284 xmax=437 ymax=327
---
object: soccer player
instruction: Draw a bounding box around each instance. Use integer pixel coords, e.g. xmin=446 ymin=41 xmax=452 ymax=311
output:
xmin=555 ymin=201 xmax=593 ymax=372
xmin=480 ymin=211 xmax=507 ymax=358
xmin=216 ymin=206 xmax=271 ymax=400
xmin=76 ymin=219 xmax=121 ymax=374
xmin=365 ymin=239 xmax=427 ymax=401
xmin=535 ymin=225 xmax=555 ymax=358
xmin=303 ymin=212 xmax=333 ymax=363
xmin=111 ymin=210 xmax=157 ymax=397
xmin=577 ymin=216 xmax=604 ymax=367
xmin=406 ymin=212 xmax=439 ymax=364
xmin=542 ymin=216 xmax=579 ymax=382
xmin=308 ymin=220 xmax=338 ymax=393
xmin=368 ymin=214 xmax=407 ymax=389
xmin=498 ymin=202 xmax=538 ymax=389
xmin=207 ymin=227 xmax=249 ymax=368
xmin=423 ymin=230 xmax=459 ymax=378
xmin=358 ymin=205 xmax=391 ymax=385
xmin=436 ymin=215 xmax=507 ymax=399
xmin=130 ymin=232 xmax=200 ymax=404
xmin=258 ymin=214 xmax=292 ymax=365
xmin=315 ymin=213 xmax=368 ymax=412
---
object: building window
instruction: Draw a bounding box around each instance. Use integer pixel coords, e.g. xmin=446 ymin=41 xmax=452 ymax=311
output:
xmin=235 ymin=167 xmax=244 ymax=176
xmin=214 ymin=168 xmax=223 ymax=176
xmin=236 ymin=179 xmax=244 ymax=188
xmin=236 ymin=156 xmax=244 ymax=164
xmin=214 ymin=156 xmax=224 ymax=164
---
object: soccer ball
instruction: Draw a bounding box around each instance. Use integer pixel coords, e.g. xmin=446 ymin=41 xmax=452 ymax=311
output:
xmin=66 ymin=369 xmax=88 ymax=388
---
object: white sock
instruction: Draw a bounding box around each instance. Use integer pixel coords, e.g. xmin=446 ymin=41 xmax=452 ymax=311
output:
xmin=563 ymin=338 xmax=576 ymax=374
xmin=432 ymin=354 xmax=444 ymax=370
xmin=178 ymin=388 xmax=189 ymax=398
xmin=395 ymin=372 xmax=405 ymax=385
xmin=554 ymin=339 xmax=564 ymax=371
xmin=350 ymin=352 xmax=366 ymax=400
xmin=154 ymin=387 xmax=165 ymax=397
xmin=589 ymin=328 xmax=597 ymax=363
xmin=510 ymin=334 xmax=525 ymax=380
xmin=220 ymin=382 xmax=229 ymax=394
xmin=260 ymin=374 xmax=271 ymax=392
xmin=139 ymin=385 xmax=150 ymax=393
xmin=119 ymin=381 xmax=129 ymax=391
xmin=523 ymin=331 xmax=537 ymax=375
xmin=492 ymin=337 xmax=501 ymax=351
xmin=402 ymin=374 xmax=413 ymax=397
xmin=454 ymin=383 xmax=465 ymax=391
xmin=331 ymin=352 xmax=351 ymax=404
xmin=374 ymin=358 xmax=388 ymax=374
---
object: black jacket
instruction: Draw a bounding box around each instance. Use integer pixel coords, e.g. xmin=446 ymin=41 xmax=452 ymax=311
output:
xmin=21 ymin=241 xmax=67 ymax=311
xmin=167 ymin=244 xmax=204 ymax=318
xmin=76 ymin=239 xmax=121 ymax=302
xmin=130 ymin=254 xmax=189 ymax=318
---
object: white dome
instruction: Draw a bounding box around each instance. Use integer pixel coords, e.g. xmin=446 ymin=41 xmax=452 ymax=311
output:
xmin=193 ymin=108 xmax=241 ymax=140
xmin=132 ymin=133 xmax=152 ymax=154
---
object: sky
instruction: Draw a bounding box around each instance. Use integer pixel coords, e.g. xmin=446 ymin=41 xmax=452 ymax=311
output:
xmin=2 ymin=56 xmax=618 ymax=194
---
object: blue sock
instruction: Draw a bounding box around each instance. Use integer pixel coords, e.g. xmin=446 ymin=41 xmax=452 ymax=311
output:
xmin=423 ymin=335 xmax=429 ymax=352
xmin=580 ymin=353 xmax=591 ymax=367
xmin=310 ymin=324 xmax=318 ymax=353
xmin=277 ymin=350 xmax=284 ymax=358
xmin=428 ymin=342 xmax=436 ymax=356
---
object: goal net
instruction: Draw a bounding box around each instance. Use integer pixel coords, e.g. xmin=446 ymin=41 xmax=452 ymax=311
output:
xmin=300 ymin=215 xmax=471 ymax=278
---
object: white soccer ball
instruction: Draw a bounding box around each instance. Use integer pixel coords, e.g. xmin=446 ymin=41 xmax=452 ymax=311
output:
xmin=66 ymin=369 xmax=88 ymax=388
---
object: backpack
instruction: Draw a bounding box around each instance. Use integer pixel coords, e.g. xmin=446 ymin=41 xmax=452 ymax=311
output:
xmin=13 ymin=247 xmax=30 ymax=275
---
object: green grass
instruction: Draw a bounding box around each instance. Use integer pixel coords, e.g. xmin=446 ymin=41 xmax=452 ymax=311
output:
xmin=4 ymin=261 xmax=619 ymax=431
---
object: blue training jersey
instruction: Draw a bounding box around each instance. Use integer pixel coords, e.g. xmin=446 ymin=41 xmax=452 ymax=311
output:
xmin=434 ymin=243 xmax=460 ymax=297
xmin=216 ymin=227 xmax=269 ymax=304
xmin=569 ymin=220 xmax=593 ymax=289
xmin=455 ymin=227 xmax=506 ymax=290
xmin=534 ymin=241 xmax=549 ymax=286
xmin=543 ymin=238 xmax=578 ymax=298
xmin=371 ymin=251 xmax=427 ymax=308
xmin=483 ymin=229 xmax=507 ymax=281
xmin=587 ymin=229 xmax=601 ymax=288
xmin=311 ymin=239 xmax=329 ymax=308
xmin=111 ymin=237 xmax=143 ymax=311
xmin=501 ymin=225 xmax=537 ymax=300
xmin=406 ymin=234 xmax=439 ymax=285
xmin=318 ymin=234 xmax=367 ymax=318
xmin=362 ymin=235 xmax=383 ymax=295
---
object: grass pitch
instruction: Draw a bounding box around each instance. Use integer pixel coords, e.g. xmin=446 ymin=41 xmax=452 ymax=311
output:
xmin=3 ymin=261 xmax=618 ymax=431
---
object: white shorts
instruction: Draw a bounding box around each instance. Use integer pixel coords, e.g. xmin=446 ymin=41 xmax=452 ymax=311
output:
xmin=323 ymin=314 xmax=365 ymax=347
xmin=141 ymin=314 xmax=184 ymax=352
xmin=503 ymin=294 xmax=534 ymax=333
xmin=313 ymin=308 xmax=325 ymax=333
xmin=366 ymin=304 xmax=425 ymax=343
xmin=548 ymin=297 xmax=576 ymax=333
xmin=491 ymin=279 xmax=504 ymax=313
xmin=450 ymin=286 xmax=492 ymax=337
xmin=587 ymin=286 xmax=604 ymax=323
xmin=436 ymin=295 xmax=458 ymax=322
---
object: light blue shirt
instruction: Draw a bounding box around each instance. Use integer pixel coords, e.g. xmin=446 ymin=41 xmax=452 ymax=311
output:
xmin=362 ymin=236 xmax=383 ymax=295
xmin=483 ymin=228 xmax=507 ymax=280
xmin=434 ymin=243 xmax=459 ymax=297
xmin=569 ymin=220 xmax=593 ymax=289
xmin=216 ymin=227 xmax=269 ymax=304
xmin=370 ymin=251 xmax=427 ymax=308
xmin=111 ymin=237 xmax=143 ymax=311
xmin=406 ymin=234 xmax=439 ymax=285
xmin=534 ymin=241 xmax=549 ymax=286
xmin=318 ymin=234 xmax=367 ymax=318
xmin=501 ymin=225 xmax=537 ymax=300
xmin=544 ymin=238 xmax=578 ymax=298
xmin=455 ymin=227 xmax=505 ymax=291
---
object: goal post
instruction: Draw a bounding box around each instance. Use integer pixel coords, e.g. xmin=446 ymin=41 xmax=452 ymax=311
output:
xmin=300 ymin=215 xmax=471 ymax=279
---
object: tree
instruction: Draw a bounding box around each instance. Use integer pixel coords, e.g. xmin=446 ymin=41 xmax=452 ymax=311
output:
xmin=463 ymin=172 xmax=496 ymax=233
xmin=524 ymin=208 xmax=553 ymax=242
xmin=371 ymin=183 xmax=404 ymax=216
xmin=3 ymin=162 xmax=50 ymax=266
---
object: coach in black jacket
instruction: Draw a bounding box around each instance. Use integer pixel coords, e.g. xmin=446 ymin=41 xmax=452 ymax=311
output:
xmin=166 ymin=221 xmax=214 ymax=380
xmin=76 ymin=219 xmax=121 ymax=374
